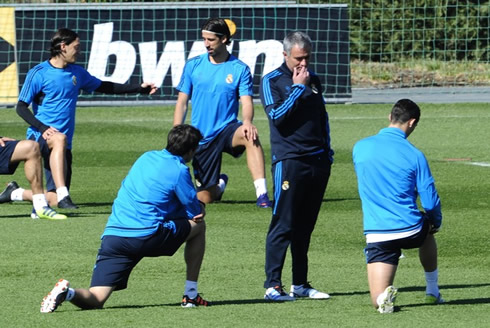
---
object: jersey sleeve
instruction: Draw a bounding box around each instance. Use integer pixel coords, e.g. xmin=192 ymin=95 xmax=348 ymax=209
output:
xmin=78 ymin=67 xmax=102 ymax=93
xmin=238 ymin=65 xmax=253 ymax=97
xmin=174 ymin=166 xmax=202 ymax=219
xmin=18 ymin=67 xmax=43 ymax=105
xmin=176 ymin=60 xmax=194 ymax=96
xmin=416 ymin=152 xmax=442 ymax=228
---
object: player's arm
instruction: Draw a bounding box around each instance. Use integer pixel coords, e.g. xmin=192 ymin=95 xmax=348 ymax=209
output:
xmin=239 ymin=95 xmax=258 ymax=141
xmin=175 ymin=168 xmax=205 ymax=220
xmin=16 ymin=101 xmax=50 ymax=133
xmin=173 ymin=92 xmax=189 ymax=126
xmin=94 ymin=81 xmax=157 ymax=95
xmin=417 ymin=155 xmax=442 ymax=232
xmin=421 ymin=189 xmax=442 ymax=233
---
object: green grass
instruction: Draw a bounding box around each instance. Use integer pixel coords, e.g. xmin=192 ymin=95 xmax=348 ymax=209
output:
xmin=1 ymin=103 xmax=489 ymax=327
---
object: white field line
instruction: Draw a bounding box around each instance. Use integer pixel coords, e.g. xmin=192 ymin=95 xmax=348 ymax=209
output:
xmin=465 ymin=162 xmax=490 ymax=167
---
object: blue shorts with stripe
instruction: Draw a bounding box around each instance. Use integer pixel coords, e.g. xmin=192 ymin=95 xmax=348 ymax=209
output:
xmin=0 ymin=140 xmax=20 ymax=174
xmin=364 ymin=219 xmax=430 ymax=266
xmin=90 ymin=219 xmax=191 ymax=291
xmin=192 ymin=121 xmax=244 ymax=191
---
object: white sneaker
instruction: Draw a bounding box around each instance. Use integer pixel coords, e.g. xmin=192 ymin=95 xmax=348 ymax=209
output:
xmin=290 ymin=283 xmax=330 ymax=299
xmin=264 ymin=285 xmax=296 ymax=301
xmin=377 ymin=285 xmax=398 ymax=313
xmin=40 ymin=279 xmax=70 ymax=313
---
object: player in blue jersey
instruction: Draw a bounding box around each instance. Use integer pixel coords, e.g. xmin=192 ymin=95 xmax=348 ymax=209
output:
xmin=259 ymin=32 xmax=334 ymax=301
xmin=0 ymin=136 xmax=66 ymax=220
xmin=173 ymin=18 xmax=272 ymax=208
xmin=16 ymin=28 xmax=157 ymax=210
xmin=353 ymin=99 xmax=444 ymax=313
xmin=40 ymin=124 xmax=210 ymax=313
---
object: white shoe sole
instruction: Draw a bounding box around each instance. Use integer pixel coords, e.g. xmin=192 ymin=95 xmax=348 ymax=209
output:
xmin=377 ymin=286 xmax=398 ymax=313
xmin=290 ymin=292 xmax=330 ymax=299
xmin=40 ymin=279 xmax=69 ymax=313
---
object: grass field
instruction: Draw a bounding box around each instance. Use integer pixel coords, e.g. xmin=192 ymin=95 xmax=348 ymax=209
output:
xmin=0 ymin=103 xmax=489 ymax=327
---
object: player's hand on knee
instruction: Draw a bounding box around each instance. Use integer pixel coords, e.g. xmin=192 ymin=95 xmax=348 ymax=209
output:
xmin=42 ymin=127 xmax=60 ymax=140
xmin=241 ymin=122 xmax=257 ymax=141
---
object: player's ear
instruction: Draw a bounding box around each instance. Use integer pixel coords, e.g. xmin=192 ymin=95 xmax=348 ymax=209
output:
xmin=408 ymin=118 xmax=417 ymax=128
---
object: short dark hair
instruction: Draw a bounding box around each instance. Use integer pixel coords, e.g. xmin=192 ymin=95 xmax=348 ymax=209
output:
xmin=283 ymin=31 xmax=312 ymax=55
xmin=166 ymin=124 xmax=203 ymax=156
xmin=390 ymin=99 xmax=421 ymax=124
xmin=201 ymin=18 xmax=232 ymax=45
xmin=50 ymin=28 xmax=79 ymax=58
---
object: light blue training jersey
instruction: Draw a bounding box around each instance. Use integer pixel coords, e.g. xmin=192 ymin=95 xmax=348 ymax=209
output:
xmin=352 ymin=127 xmax=442 ymax=237
xmin=176 ymin=53 xmax=253 ymax=144
xmin=18 ymin=60 xmax=101 ymax=149
xmin=103 ymin=149 xmax=202 ymax=238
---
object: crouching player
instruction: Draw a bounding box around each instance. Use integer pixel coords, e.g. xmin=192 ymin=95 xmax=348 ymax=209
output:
xmin=353 ymin=99 xmax=444 ymax=313
xmin=40 ymin=125 xmax=210 ymax=312
xmin=0 ymin=136 xmax=66 ymax=220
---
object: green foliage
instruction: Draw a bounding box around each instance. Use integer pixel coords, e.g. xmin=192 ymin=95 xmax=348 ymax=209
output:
xmin=1 ymin=104 xmax=490 ymax=327
xmin=328 ymin=0 xmax=490 ymax=62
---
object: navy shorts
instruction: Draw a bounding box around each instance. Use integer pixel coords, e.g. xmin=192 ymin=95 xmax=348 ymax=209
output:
xmin=28 ymin=134 xmax=73 ymax=191
xmin=0 ymin=140 xmax=20 ymax=174
xmin=90 ymin=219 xmax=191 ymax=291
xmin=364 ymin=219 xmax=430 ymax=266
xmin=192 ymin=121 xmax=244 ymax=191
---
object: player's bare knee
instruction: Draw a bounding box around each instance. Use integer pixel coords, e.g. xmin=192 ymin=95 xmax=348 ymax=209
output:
xmin=49 ymin=132 xmax=67 ymax=148
xmin=29 ymin=141 xmax=41 ymax=158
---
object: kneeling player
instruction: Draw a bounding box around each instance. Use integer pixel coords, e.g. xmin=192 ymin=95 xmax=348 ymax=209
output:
xmin=40 ymin=125 xmax=209 ymax=312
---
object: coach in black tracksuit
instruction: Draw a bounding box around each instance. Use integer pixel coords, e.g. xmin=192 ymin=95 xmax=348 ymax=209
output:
xmin=259 ymin=31 xmax=333 ymax=300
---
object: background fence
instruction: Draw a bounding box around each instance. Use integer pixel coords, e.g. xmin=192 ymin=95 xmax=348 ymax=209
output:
xmin=0 ymin=1 xmax=350 ymax=106
xmin=1 ymin=0 xmax=489 ymax=105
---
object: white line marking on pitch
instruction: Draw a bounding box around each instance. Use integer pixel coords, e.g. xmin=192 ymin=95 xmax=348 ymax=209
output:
xmin=466 ymin=162 xmax=490 ymax=167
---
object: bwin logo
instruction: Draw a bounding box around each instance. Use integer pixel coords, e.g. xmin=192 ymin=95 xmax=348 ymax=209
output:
xmin=87 ymin=22 xmax=284 ymax=88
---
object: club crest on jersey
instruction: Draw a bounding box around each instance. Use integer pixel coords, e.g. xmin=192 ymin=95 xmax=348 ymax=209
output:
xmin=226 ymin=74 xmax=233 ymax=84
xmin=282 ymin=181 xmax=290 ymax=191
xmin=72 ymin=75 xmax=77 ymax=86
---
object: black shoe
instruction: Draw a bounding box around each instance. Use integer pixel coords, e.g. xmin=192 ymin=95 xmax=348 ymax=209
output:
xmin=57 ymin=195 xmax=78 ymax=209
xmin=0 ymin=181 xmax=19 ymax=203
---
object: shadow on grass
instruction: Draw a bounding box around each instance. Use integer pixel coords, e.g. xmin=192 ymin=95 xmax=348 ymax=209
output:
xmin=105 ymin=298 xmax=271 ymax=310
xmin=87 ymin=282 xmax=490 ymax=311
xmin=0 ymin=214 xmax=27 ymax=219
xmin=217 ymin=197 xmax=358 ymax=205
xmin=400 ymin=283 xmax=490 ymax=293
xmin=399 ymin=283 xmax=490 ymax=309
xmin=78 ymin=202 xmax=114 ymax=207
xmin=0 ymin=201 xmax=113 ymax=219
xmin=330 ymin=290 xmax=370 ymax=297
